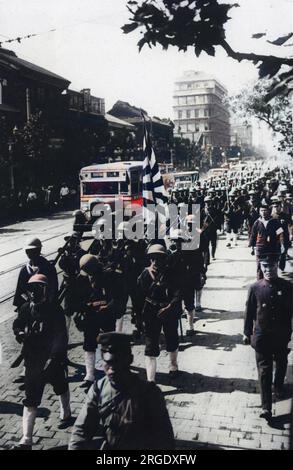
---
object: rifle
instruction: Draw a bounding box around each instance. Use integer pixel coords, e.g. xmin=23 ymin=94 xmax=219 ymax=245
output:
xmin=11 ymin=319 xmax=42 ymax=368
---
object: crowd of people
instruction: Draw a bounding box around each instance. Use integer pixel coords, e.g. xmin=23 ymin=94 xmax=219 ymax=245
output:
xmin=0 ymin=183 xmax=78 ymax=220
xmin=8 ymin=161 xmax=293 ymax=450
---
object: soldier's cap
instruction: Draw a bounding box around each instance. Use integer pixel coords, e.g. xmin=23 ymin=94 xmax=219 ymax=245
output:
xmin=64 ymin=231 xmax=81 ymax=241
xmin=204 ymin=196 xmax=212 ymax=202
xmin=147 ymin=244 xmax=167 ymax=256
xmin=259 ymin=203 xmax=269 ymax=209
xmin=97 ymin=332 xmax=132 ymax=358
xmin=27 ymin=274 xmax=48 ymax=287
xmin=285 ymin=193 xmax=293 ymax=199
xmin=79 ymin=254 xmax=103 ymax=276
xmin=259 ymin=254 xmax=279 ymax=264
xmin=270 ymin=195 xmax=279 ymax=202
xmin=24 ymin=238 xmax=42 ymax=250
xmin=248 ymin=190 xmax=255 ymax=195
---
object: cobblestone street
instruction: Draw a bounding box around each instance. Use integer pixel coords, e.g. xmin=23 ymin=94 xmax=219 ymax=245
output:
xmin=0 ymin=228 xmax=292 ymax=450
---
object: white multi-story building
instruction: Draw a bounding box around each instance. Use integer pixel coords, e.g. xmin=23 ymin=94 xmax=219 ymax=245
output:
xmin=173 ymin=70 xmax=230 ymax=147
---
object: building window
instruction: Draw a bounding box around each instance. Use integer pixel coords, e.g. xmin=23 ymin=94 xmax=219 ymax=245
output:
xmin=204 ymin=108 xmax=209 ymax=117
xmin=194 ymin=109 xmax=199 ymax=118
xmin=179 ymin=96 xmax=187 ymax=105
xmin=178 ymin=110 xmax=182 ymax=119
xmin=187 ymin=123 xmax=195 ymax=132
xmin=186 ymin=110 xmax=191 ymax=119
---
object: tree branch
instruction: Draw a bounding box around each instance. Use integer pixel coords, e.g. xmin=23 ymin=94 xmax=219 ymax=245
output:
xmin=219 ymin=39 xmax=293 ymax=66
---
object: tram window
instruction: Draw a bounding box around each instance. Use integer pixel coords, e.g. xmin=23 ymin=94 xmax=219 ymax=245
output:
xmin=120 ymin=181 xmax=129 ymax=193
xmin=82 ymin=182 xmax=118 ymax=195
xmin=130 ymin=171 xmax=139 ymax=194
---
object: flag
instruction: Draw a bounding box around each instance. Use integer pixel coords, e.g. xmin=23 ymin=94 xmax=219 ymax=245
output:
xmin=142 ymin=114 xmax=169 ymax=235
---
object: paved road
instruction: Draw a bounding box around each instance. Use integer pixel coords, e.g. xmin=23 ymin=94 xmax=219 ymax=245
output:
xmin=0 ymin=214 xmax=292 ymax=450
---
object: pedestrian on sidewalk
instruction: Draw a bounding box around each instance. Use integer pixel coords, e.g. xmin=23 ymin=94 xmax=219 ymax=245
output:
xmin=243 ymin=255 xmax=293 ymax=422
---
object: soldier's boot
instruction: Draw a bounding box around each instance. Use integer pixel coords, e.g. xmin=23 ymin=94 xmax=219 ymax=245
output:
xmin=80 ymin=351 xmax=95 ymax=388
xmin=12 ymin=406 xmax=37 ymax=449
xmin=58 ymin=389 xmax=72 ymax=429
xmin=169 ymin=350 xmax=180 ymax=379
xmin=115 ymin=317 xmax=124 ymax=333
xmin=186 ymin=309 xmax=196 ymax=336
xmin=226 ymin=233 xmax=232 ymax=247
xmin=145 ymin=356 xmax=156 ymax=383
xmin=195 ymin=290 xmax=202 ymax=312
xmin=233 ymin=233 xmax=238 ymax=246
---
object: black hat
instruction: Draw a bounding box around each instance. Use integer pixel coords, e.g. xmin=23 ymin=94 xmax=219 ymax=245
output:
xmin=97 ymin=332 xmax=132 ymax=355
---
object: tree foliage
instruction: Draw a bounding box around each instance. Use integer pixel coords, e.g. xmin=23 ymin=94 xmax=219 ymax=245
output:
xmin=228 ymin=80 xmax=293 ymax=157
xmin=122 ymin=0 xmax=293 ymax=100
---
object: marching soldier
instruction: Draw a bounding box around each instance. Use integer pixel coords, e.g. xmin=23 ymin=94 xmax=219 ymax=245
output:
xmin=138 ymin=244 xmax=182 ymax=383
xmin=69 ymin=332 xmax=174 ymax=450
xmin=13 ymin=238 xmax=58 ymax=309
xmin=12 ymin=274 xmax=71 ymax=449
xmin=13 ymin=237 xmax=58 ymax=386
xmin=223 ymin=190 xmax=242 ymax=247
xmin=59 ymin=232 xmax=86 ymax=327
xmin=243 ymin=255 xmax=293 ymax=421
xmin=271 ymin=201 xmax=291 ymax=272
xmin=74 ymin=254 xmax=120 ymax=390
xmin=249 ymin=204 xmax=285 ymax=279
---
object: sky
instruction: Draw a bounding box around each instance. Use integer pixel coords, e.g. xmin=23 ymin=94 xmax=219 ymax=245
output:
xmin=0 ymin=0 xmax=292 ymax=148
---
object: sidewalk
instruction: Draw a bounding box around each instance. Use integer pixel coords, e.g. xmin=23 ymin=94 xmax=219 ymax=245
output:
xmin=0 ymin=235 xmax=292 ymax=450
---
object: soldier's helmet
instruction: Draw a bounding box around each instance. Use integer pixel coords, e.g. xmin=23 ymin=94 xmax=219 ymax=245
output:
xmin=64 ymin=231 xmax=81 ymax=241
xmin=27 ymin=274 xmax=48 ymax=287
xmin=147 ymin=244 xmax=167 ymax=256
xmin=79 ymin=254 xmax=102 ymax=276
xmin=24 ymin=238 xmax=42 ymax=251
xmin=73 ymin=210 xmax=87 ymax=224
xmin=204 ymin=196 xmax=212 ymax=203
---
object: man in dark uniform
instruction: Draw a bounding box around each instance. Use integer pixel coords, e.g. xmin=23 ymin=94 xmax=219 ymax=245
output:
xmin=13 ymin=238 xmax=58 ymax=386
xmin=69 ymin=332 xmax=174 ymax=450
xmin=249 ymin=204 xmax=285 ymax=279
xmin=13 ymin=238 xmax=58 ymax=309
xmin=74 ymin=254 xmax=119 ymax=390
xmin=12 ymin=274 xmax=71 ymax=449
xmin=138 ymin=244 xmax=182 ymax=383
xmin=243 ymin=256 xmax=293 ymax=421
xmin=59 ymin=232 xmax=86 ymax=330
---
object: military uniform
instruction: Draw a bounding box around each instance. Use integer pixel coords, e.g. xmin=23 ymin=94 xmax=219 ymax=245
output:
xmin=12 ymin=274 xmax=71 ymax=449
xmin=69 ymin=333 xmax=174 ymax=450
xmin=244 ymin=277 xmax=293 ymax=414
